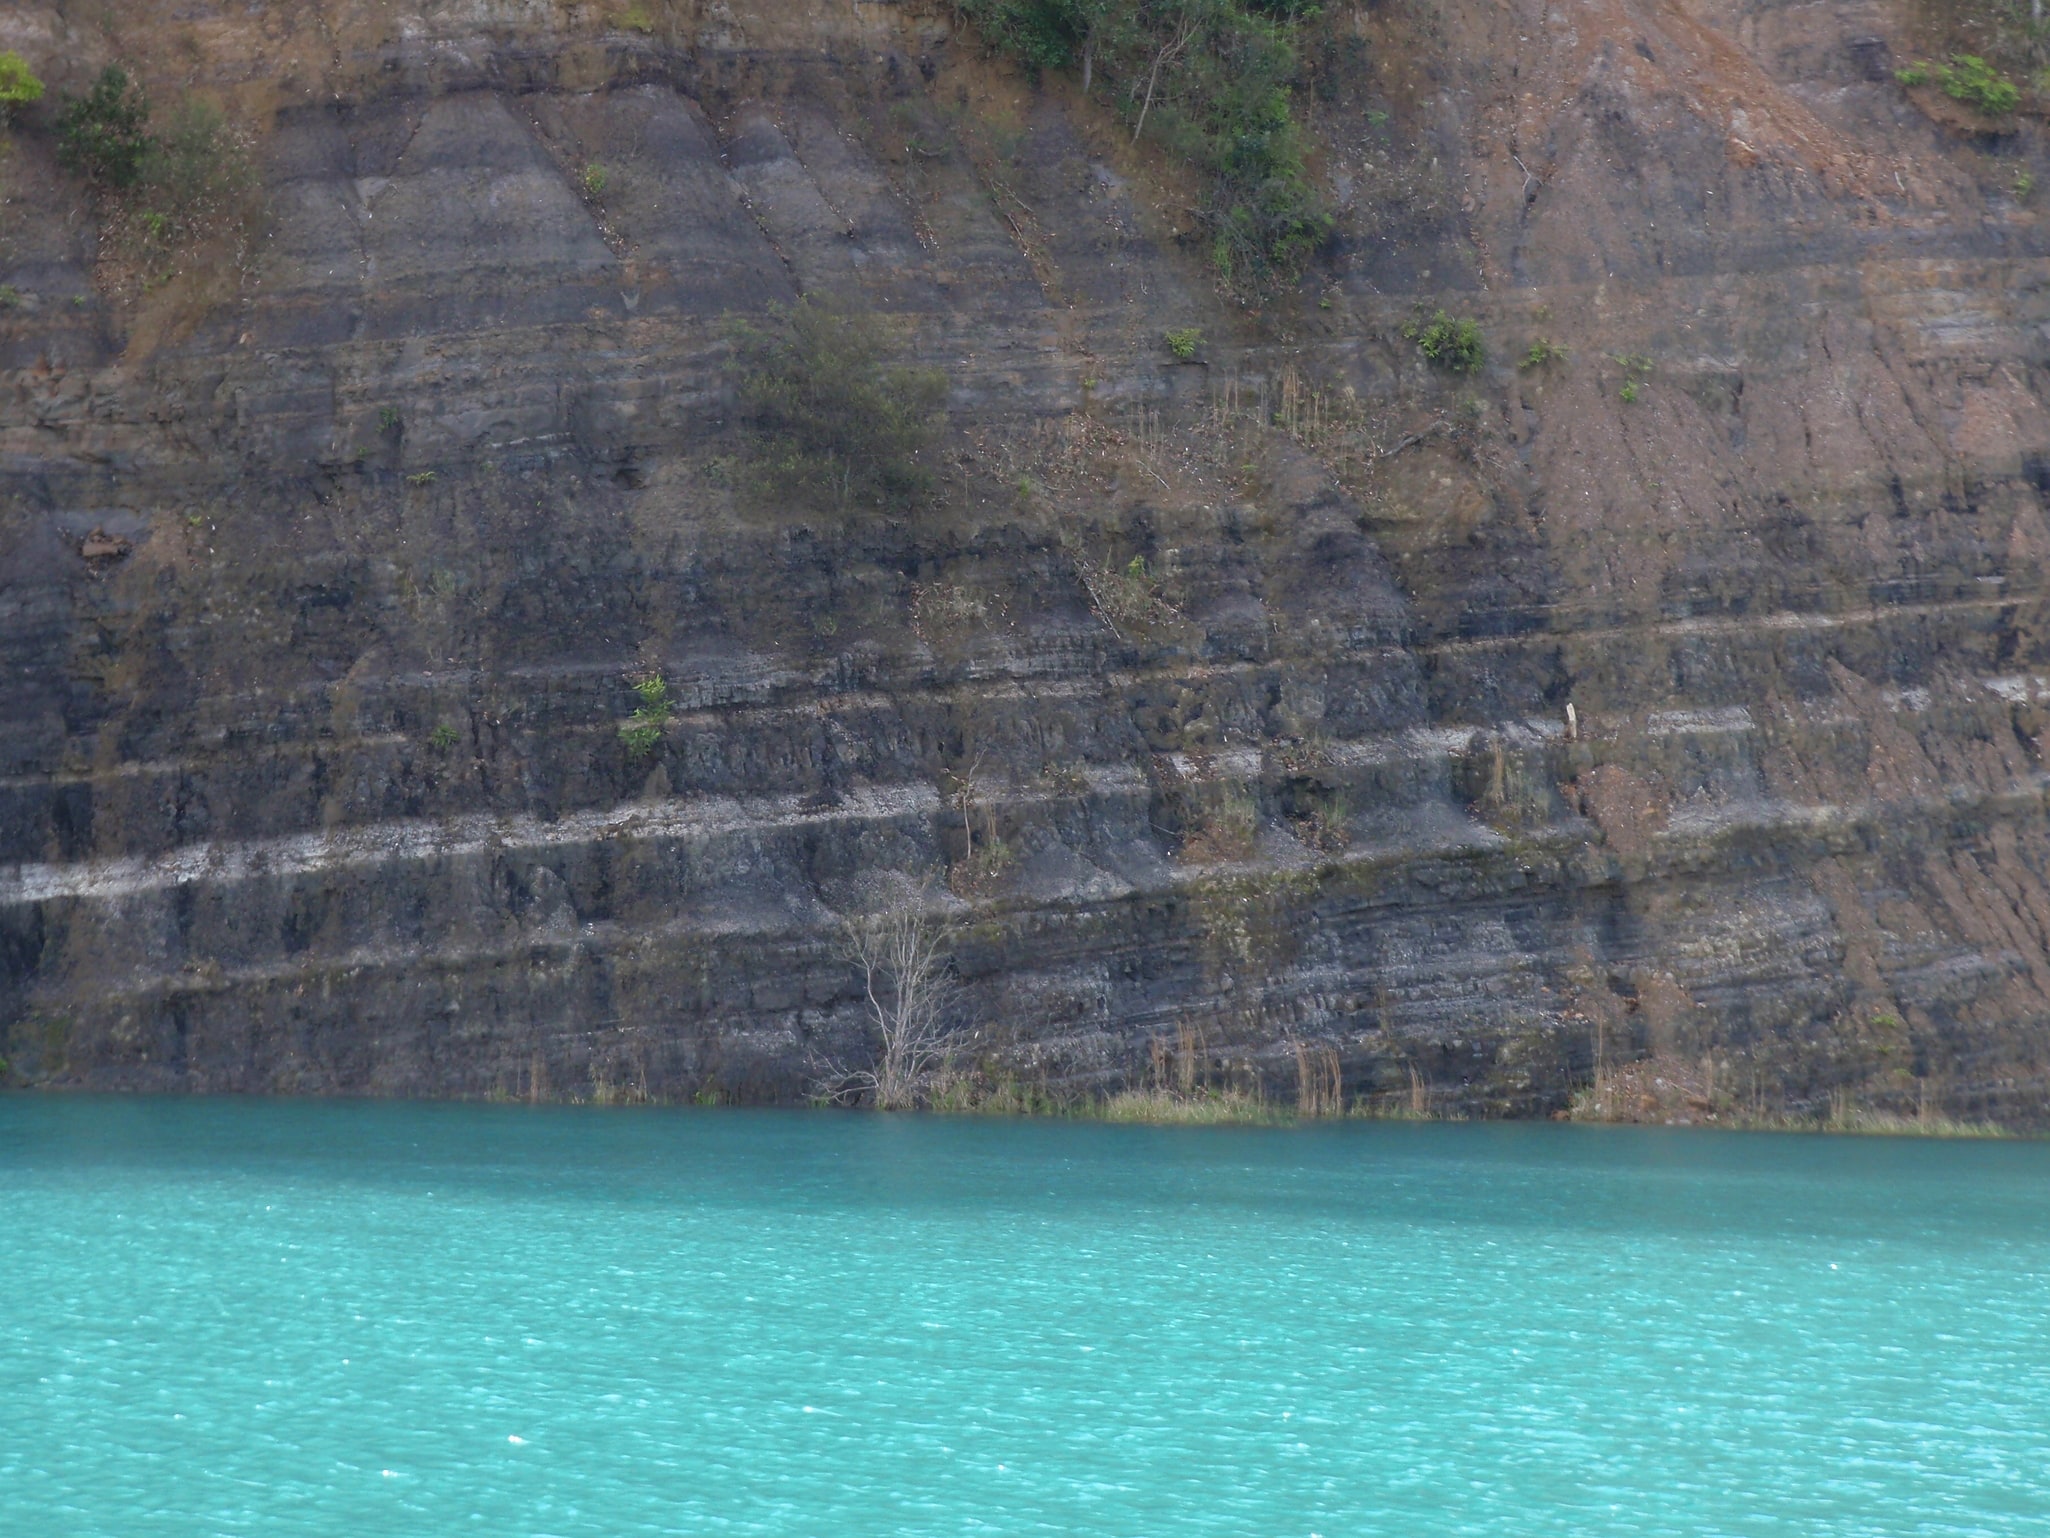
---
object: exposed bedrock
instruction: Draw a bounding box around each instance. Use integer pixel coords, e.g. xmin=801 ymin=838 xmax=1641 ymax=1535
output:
xmin=4 ymin=0 xmax=2050 ymax=1122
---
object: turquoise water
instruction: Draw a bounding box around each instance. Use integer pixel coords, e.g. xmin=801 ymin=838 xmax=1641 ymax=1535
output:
xmin=4 ymin=1102 xmax=2048 ymax=1537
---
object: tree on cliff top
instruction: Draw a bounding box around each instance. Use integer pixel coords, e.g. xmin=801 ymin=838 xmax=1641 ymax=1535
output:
xmin=956 ymin=0 xmax=1330 ymax=294
xmin=728 ymin=296 xmax=949 ymax=514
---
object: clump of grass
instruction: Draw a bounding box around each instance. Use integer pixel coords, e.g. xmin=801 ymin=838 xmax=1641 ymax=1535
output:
xmin=1097 ymin=1086 xmax=1290 ymax=1125
xmin=1164 ymin=326 xmax=1202 ymax=360
xmin=1404 ymin=309 xmax=1484 ymax=374
xmin=1520 ymin=337 xmax=1565 ymax=370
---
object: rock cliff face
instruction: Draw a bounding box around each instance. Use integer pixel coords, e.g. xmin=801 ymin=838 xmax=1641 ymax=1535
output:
xmin=4 ymin=0 xmax=2050 ymax=1122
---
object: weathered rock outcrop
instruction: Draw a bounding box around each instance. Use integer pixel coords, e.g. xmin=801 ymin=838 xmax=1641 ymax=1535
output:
xmin=4 ymin=0 xmax=2050 ymax=1123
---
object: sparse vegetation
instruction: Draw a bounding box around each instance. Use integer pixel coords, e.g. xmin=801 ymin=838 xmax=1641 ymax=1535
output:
xmin=1520 ymin=337 xmax=1566 ymax=370
xmin=0 ymin=285 xmax=20 ymax=311
xmin=143 ymin=98 xmax=256 ymax=236
xmin=1404 ymin=308 xmax=1485 ymax=374
xmin=619 ymin=673 xmax=672 ymax=759
xmin=1614 ymin=351 xmax=1654 ymax=403
xmin=581 ymin=163 xmax=608 ymax=197
xmin=728 ymin=296 xmax=948 ymax=513
xmin=1164 ymin=326 xmax=1203 ymax=359
xmin=405 ymin=470 xmax=437 ymax=486
xmin=56 ymin=66 xmax=153 ymax=188
xmin=958 ymin=0 xmax=1331 ymax=293
xmin=427 ymin=722 xmax=462 ymax=751
xmin=0 ymin=51 xmax=44 ymax=125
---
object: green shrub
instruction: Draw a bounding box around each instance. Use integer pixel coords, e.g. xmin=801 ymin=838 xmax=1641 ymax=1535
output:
xmin=582 ymin=163 xmax=608 ymax=197
xmin=0 ymin=285 xmax=20 ymax=311
xmin=56 ymin=65 xmax=153 ymax=188
xmin=1404 ymin=309 xmax=1484 ymax=373
xmin=958 ymin=0 xmax=1331 ymax=293
xmin=0 ymin=51 xmax=44 ymax=124
xmin=728 ymin=296 xmax=948 ymax=512
xmin=427 ymin=723 xmax=462 ymax=751
xmin=1938 ymin=55 xmax=2018 ymax=116
xmin=1894 ymin=64 xmax=1928 ymax=86
xmin=1520 ymin=337 xmax=1565 ymax=370
xmin=1164 ymin=326 xmax=1202 ymax=359
xmin=620 ymin=674 xmax=672 ymax=759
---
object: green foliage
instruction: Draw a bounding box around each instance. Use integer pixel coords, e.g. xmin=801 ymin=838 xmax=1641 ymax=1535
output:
xmin=405 ymin=470 xmax=437 ymax=486
xmin=1404 ymin=309 xmax=1484 ymax=373
xmin=1519 ymin=337 xmax=1565 ymax=370
xmin=1938 ymin=54 xmax=2019 ymax=116
xmin=728 ymin=296 xmax=948 ymax=512
xmin=620 ymin=673 xmax=672 ymax=759
xmin=1619 ymin=380 xmax=1640 ymax=404
xmin=427 ymin=722 xmax=462 ymax=751
xmin=56 ymin=66 xmax=153 ymax=188
xmin=1894 ymin=64 xmax=1929 ymax=86
xmin=957 ymin=0 xmax=1331 ymax=292
xmin=0 ymin=51 xmax=44 ymax=123
xmin=2016 ymin=168 xmax=2035 ymax=201
xmin=0 ymin=285 xmax=19 ymax=311
xmin=1164 ymin=326 xmax=1202 ymax=359
xmin=379 ymin=405 xmax=402 ymax=433
xmin=582 ymin=163 xmax=608 ymax=197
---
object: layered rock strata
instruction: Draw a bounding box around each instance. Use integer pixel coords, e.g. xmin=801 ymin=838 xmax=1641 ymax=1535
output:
xmin=4 ymin=0 xmax=2050 ymax=1122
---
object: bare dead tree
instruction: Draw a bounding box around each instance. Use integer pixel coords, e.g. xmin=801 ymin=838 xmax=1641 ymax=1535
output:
xmin=1132 ymin=7 xmax=1203 ymax=147
xmin=834 ymin=888 xmax=958 ymax=1110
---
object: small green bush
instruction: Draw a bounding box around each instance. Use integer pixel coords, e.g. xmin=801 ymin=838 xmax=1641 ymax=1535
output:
xmin=582 ymin=163 xmax=608 ymax=197
xmin=0 ymin=51 xmax=44 ymax=124
xmin=1164 ymin=327 xmax=1202 ymax=360
xmin=1520 ymin=338 xmax=1565 ymax=370
xmin=1405 ymin=309 xmax=1484 ymax=374
xmin=728 ymin=296 xmax=948 ymax=512
xmin=56 ymin=65 xmax=153 ymax=188
xmin=620 ymin=674 xmax=672 ymax=759
xmin=0 ymin=285 xmax=20 ymax=311
xmin=428 ymin=723 xmax=461 ymax=751
xmin=1894 ymin=64 xmax=1928 ymax=87
xmin=1938 ymin=55 xmax=2019 ymax=116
